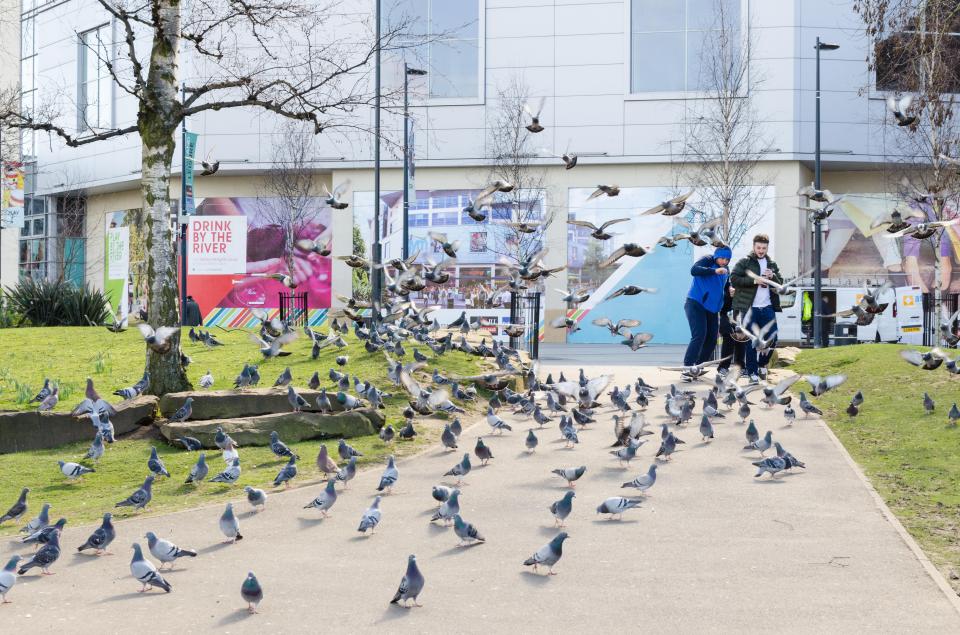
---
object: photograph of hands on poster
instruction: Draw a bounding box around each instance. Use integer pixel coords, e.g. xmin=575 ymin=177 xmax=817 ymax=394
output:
xmin=825 ymin=194 xmax=960 ymax=292
xmin=353 ymin=188 xmax=545 ymax=309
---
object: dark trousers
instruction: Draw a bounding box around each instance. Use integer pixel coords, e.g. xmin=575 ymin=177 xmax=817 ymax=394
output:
xmin=745 ymin=305 xmax=778 ymax=375
xmin=683 ymin=298 xmax=718 ymax=367
xmin=718 ymin=311 xmax=745 ymax=370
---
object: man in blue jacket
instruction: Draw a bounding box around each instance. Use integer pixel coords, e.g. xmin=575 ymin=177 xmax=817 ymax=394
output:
xmin=683 ymin=245 xmax=732 ymax=379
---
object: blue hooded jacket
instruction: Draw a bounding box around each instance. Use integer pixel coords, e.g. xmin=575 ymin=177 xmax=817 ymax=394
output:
xmin=687 ymin=255 xmax=728 ymax=312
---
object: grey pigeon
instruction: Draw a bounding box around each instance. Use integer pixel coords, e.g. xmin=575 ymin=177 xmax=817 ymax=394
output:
xmin=304 ymin=479 xmax=338 ymax=516
xmin=552 ymin=465 xmax=586 ymax=487
xmin=0 ymin=555 xmax=22 ymax=602
xmin=358 ymin=496 xmax=382 ymax=534
xmin=453 ymin=514 xmax=485 ymax=546
xmin=214 ymin=426 xmax=239 ymax=450
xmin=147 ymin=447 xmax=170 ymax=478
xmin=656 ymin=433 xmax=680 ymax=460
xmin=784 ymin=405 xmax=796 ymax=425
xmin=851 ymin=390 xmax=864 ymax=407
xmin=29 ymin=378 xmax=51 ymax=404
xmin=273 ymin=455 xmax=298 ymax=488
xmin=753 ymin=456 xmax=789 ymax=478
xmin=441 ymin=424 xmax=458 ymax=450
xmin=168 ymin=397 xmax=193 ymax=423
xmin=609 ymin=439 xmax=644 ymax=466
xmin=20 ymin=502 xmax=49 ymax=534
xmin=444 ymin=453 xmax=472 ymax=485
xmin=316 ymin=444 xmax=338 ymax=475
xmin=450 ymin=418 xmax=463 ymax=436
xmin=738 ymin=401 xmax=751 ymax=423
xmin=219 ymin=502 xmax=243 ymax=542
xmin=114 ymin=372 xmax=149 ymax=400
xmin=745 ymin=430 xmax=773 ymax=456
xmin=23 ymin=517 xmax=67 ymax=548
xmin=699 ymin=415 xmax=714 ymax=441
xmin=37 ymin=386 xmax=59 ymax=411
xmin=242 ymin=571 xmax=263 ymax=613
xmin=924 ymin=392 xmax=935 ymax=414
xmin=596 ymin=496 xmax=643 ymax=519
xmin=379 ymin=424 xmax=395 ymax=443
xmin=77 ymin=512 xmax=115 ymax=555
xmin=550 ymin=491 xmax=575 ymax=526
xmin=798 ymin=392 xmax=822 ymax=417
xmin=210 ymin=458 xmax=242 ymax=485
xmin=378 ymin=455 xmax=399 ymax=492
xmin=430 ymin=489 xmax=460 ymax=525
xmin=245 ymin=486 xmax=268 ymax=510
xmin=186 ymin=452 xmax=209 ymax=484
xmin=338 ymin=439 xmax=362 ymax=460
xmin=316 ymin=388 xmax=333 ymax=414
xmin=474 ymin=438 xmax=494 ymax=465
xmin=287 ymin=386 xmax=309 ymax=412
xmin=805 ymin=373 xmax=847 ymax=396
xmin=523 ymin=532 xmax=568 ymax=575
xmin=59 ymin=460 xmax=94 ymax=480
xmin=621 ymin=464 xmax=658 ymax=494
xmin=486 ymin=407 xmax=513 ymax=434
xmin=432 ymin=485 xmax=453 ymax=507
xmin=336 ymin=456 xmax=358 ymax=488
xmin=308 ymin=371 xmax=321 ymax=390
xmin=175 ymin=436 xmax=202 ymax=451
xmin=526 ymin=428 xmax=539 ymax=452
xmin=85 ymin=431 xmax=105 ymax=462
xmin=270 ymin=431 xmax=299 ymax=460
xmin=130 ymin=542 xmax=171 ymax=592
xmin=274 ymin=366 xmax=292 ymax=387
xmin=0 ymin=487 xmax=29 ymax=525
xmin=390 ymin=554 xmax=425 ymax=607
xmin=199 ymin=370 xmax=214 ymax=389
xmin=949 ymin=403 xmax=960 ymax=427
xmin=146 ymin=531 xmax=197 ymax=569
xmin=745 ymin=420 xmax=759 ymax=444
xmin=18 ymin=529 xmax=61 ymax=575
xmin=399 ymin=419 xmax=417 ymax=440
xmin=116 ymin=476 xmax=154 ymax=510
xmin=774 ymin=441 xmax=806 ymax=469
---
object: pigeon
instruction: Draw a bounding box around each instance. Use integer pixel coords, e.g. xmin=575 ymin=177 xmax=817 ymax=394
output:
xmin=58 ymin=460 xmax=94 ymax=480
xmin=399 ymin=419 xmax=418 ymax=440
xmin=210 ymin=458 xmax=241 ymax=485
xmin=379 ymin=424 xmax=396 ymax=443
xmin=242 ymin=571 xmax=263 ymax=613
xmin=323 ymin=180 xmax=351 ymax=209
xmin=587 ymin=184 xmax=620 ymax=200
xmin=37 ymin=386 xmax=59 ymax=411
xmin=753 ymin=456 xmax=789 ymax=478
xmin=699 ymin=415 xmax=715 ymax=441
xmin=316 ymin=444 xmax=339 ymax=475
xmin=567 ymin=217 xmax=629 ymax=241
xmin=805 ymin=374 xmax=847 ymax=396
xmin=336 ymin=456 xmax=358 ymax=488
xmin=390 ymin=554 xmax=425 ymax=608
xmin=0 ymin=555 xmax=22 ymax=602
xmin=851 ymin=390 xmax=864 ymax=408
xmin=949 ymin=403 xmax=960 ymax=427
xmin=113 ymin=372 xmax=150 ymax=400
xmin=145 ymin=531 xmax=197 ymax=569
xmin=640 ymin=190 xmax=693 ymax=216
xmin=798 ymin=392 xmax=822 ymax=417
xmin=336 ymin=355 xmax=349 ymax=366
xmin=129 ymin=542 xmax=171 ymax=592
xmin=22 ymin=518 xmax=67 ymax=548
xmin=308 ymin=371 xmax=321 ymax=390
xmin=450 ymin=418 xmax=463 ymax=436
xmin=523 ymin=532 xmax=569 ymax=575
xmin=20 ymin=502 xmax=49 ymax=534
xmin=656 ymin=431 xmax=683 ymax=460
xmin=550 ymin=491 xmax=575 ymax=526
xmin=77 ymin=513 xmax=116 ymax=555
xmin=82 ymin=432 xmax=104 ymax=463
xmin=846 ymin=401 xmax=859 ymax=417
xmin=168 ymin=397 xmax=193 ymax=423
xmin=274 ymin=366 xmax=293 ymax=387
xmin=441 ymin=424 xmax=458 ymax=450
xmin=784 ymin=405 xmax=796 ymax=425
xmin=738 ymin=401 xmax=751 ymax=423
xmin=273 ymin=455 xmax=298 ymax=488
xmin=474 ymin=438 xmax=494 ymax=465
xmin=358 ymin=496 xmax=383 ymax=534
xmin=17 ymin=529 xmax=60 ymax=576
xmin=525 ymin=428 xmax=539 ymax=452
xmin=338 ymin=439 xmax=362 ymax=460
xmin=596 ymin=496 xmax=643 ymax=520
xmin=552 ymin=465 xmax=587 ymax=488
xmin=137 ymin=323 xmax=178 ymax=355
xmin=29 ymin=378 xmax=52 ymax=404
xmin=745 ymin=430 xmax=773 ymax=456
xmin=0 ymin=488 xmax=29 ymax=526
xmin=287 ymin=386 xmax=310 ymax=413
xmin=147 ymin=447 xmax=170 ymax=478
xmin=453 ymin=514 xmax=485 ymax=546
xmin=430 ymin=489 xmax=460 ymax=525
xmin=71 ymin=378 xmax=117 ymax=417
xmin=622 ymin=463 xmax=658 ymax=493
xmin=432 ymin=485 xmax=453 ymax=506
xmin=886 ymin=94 xmax=916 ymax=126
xmin=186 ymin=452 xmax=209 ymax=484
xmin=219 ymin=502 xmax=243 ymax=542
xmin=444 ymin=453 xmax=472 ymax=485
xmin=270 ymin=431 xmax=299 ymax=460
xmin=115 ymin=476 xmax=155 ymax=510
xmin=199 ymin=370 xmax=214 ymax=389
xmin=486 ymin=407 xmax=513 ymax=434
xmin=213 ymin=426 xmax=239 ymax=451
xmin=774 ymin=442 xmax=806 ymax=469
xmin=304 ymin=479 xmax=338 ymax=516
xmin=924 ymin=392 xmax=935 ymax=414
xmin=378 ymin=455 xmax=399 ymax=492
xmin=745 ymin=420 xmax=759 ymax=444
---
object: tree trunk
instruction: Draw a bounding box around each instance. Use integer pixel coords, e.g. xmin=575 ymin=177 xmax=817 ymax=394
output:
xmin=933 ymin=238 xmax=942 ymax=346
xmin=140 ymin=0 xmax=190 ymax=395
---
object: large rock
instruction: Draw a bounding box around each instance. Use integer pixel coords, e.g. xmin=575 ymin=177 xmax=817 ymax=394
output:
xmin=158 ymin=409 xmax=382 ymax=448
xmin=0 ymin=395 xmax=158 ymax=454
xmin=158 ymin=388 xmax=352 ymax=420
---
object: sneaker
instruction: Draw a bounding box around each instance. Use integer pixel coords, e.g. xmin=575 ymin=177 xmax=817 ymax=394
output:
xmin=737 ymin=369 xmax=749 ymax=380
xmin=748 ymin=374 xmax=760 ymax=385
xmin=717 ymin=367 xmax=729 ymax=379
xmin=759 ymin=368 xmax=768 ymax=380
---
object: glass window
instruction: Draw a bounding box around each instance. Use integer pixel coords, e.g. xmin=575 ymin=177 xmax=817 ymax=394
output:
xmin=630 ymin=0 xmax=741 ymax=93
xmin=432 ymin=211 xmax=459 ymax=226
xmin=389 ymin=0 xmax=481 ymax=99
xmin=409 ymin=213 xmax=430 ymax=227
xmin=79 ymin=23 xmax=113 ymax=131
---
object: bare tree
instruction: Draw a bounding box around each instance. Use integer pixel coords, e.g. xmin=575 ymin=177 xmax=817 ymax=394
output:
xmin=853 ymin=0 xmax=960 ymax=340
xmin=676 ymin=0 xmax=769 ymax=247
xmin=0 ymin=0 xmax=413 ymax=394
xmin=485 ymin=77 xmax=553 ymax=268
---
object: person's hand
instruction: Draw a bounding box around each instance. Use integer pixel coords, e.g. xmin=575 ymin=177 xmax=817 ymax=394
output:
xmin=728 ymin=286 xmax=736 ymax=297
xmin=715 ymin=267 xmax=728 ymax=275
xmin=763 ymin=268 xmax=773 ymax=279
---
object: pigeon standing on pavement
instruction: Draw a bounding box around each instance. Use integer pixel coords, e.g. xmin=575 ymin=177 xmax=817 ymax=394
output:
xmin=378 ymin=456 xmax=399 ymax=493
xmin=526 ymin=428 xmax=539 ymax=452
xmin=242 ymin=571 xmax=263 ymax=613
xmin=145 ymin=531 xmax=197 ymax=569
xmin=273 ymin=455 xmax=298 ymax=488
xmin=358 ymin=496 xmax=383 ymax=534
xmin=523 ymin=532 xmax=569 ymax=575
xmin=486 ymin=407 xmax=513 ymax=434
xmin=552 ymin=465 xmax=587 ymax=487
xmin=474 ymin=438 xmax=494 ymax=465
xmin=17 ymin=529 xmax=61 ymax=576
xmin=22 ymin=518 xmax=67 ymax=549
xmin=699 ymin=414 xmax=714 ymax=441
xmin=550 ymin=491 xmax=575 ymax=527
xmin=219 ymin=502 xmax=243 ymax=542
xmin=745 ymin=430 xmax=773 ymax=456
xmin=245 ymin=486 xmax=268 ymax=511
xmin=77 ymin=513 xmax=115 ymax=555
xmin=784 ymin=405 xmax=796 ymax=425
xmin=336 ymin=456 xmax=358 ymax=488
xmin=621 ymin=464 xmax=658 ymax=494
xmin=745 ymin=420 xmax=759 ymax=444
xmin=441 ymin=424 xmax=458 ymax=450
xmin=116 ymin=476 xmax=155 ymax=511
xmin=444 ymin=453 xmax=472 ymax=485
xmin=453 ymin=514 xmax=485 ymax=546
xmin=390 ymin=554 xmax=425 ymax=608
xmin=798 ymin=392 xmax=822 ymax=417
xmin=430 ymin=489 xmax=460 ymax=525
xmin=129 ymin=542 xmax=171 ymax=593
xmin=0 ymin=555 xmax=21 ymax=602
xmin=596 ymin=496 xmax=643 ymax=520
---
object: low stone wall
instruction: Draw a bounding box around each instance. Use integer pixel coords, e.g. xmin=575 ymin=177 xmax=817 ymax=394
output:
xmin=158 ymin=408 xmax=384 ymax=448
xmin=158 ymin=387 xmax=354 ymax=420
xmin=0 ymin=396 xmax=158 ymax=454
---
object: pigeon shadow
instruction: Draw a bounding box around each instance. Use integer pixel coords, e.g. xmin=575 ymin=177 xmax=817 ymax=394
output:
xmin=349 ymin=534 xmax=375 ymax=542
xmin=427 ymin=522 xmax=449 ymax=534
xmin=515 ymin=451 xmax=536 ymax=459
xmin=238 ymin=510 xmax=260 ymax=520
xmin=100 ymin=591 xmax=164 ymax=602
xmin=418 ymin=507 xmax=439 ymax=517
xmin=69 ymin=551 xmax=112 ymax=566
xmin=298 ymin=516 xmax=327 ymax=529
xmin=754 ymin=477 xmax=787 ymax=484
xmin=519 ymin=570 xmax=552 ymax=586
xmin=435 ymin=542 xmax=484 ymax=557
xmin=539 ymin=524 xmax=563 ymax=535
xmin=592 ymin=517 xmax=641 ymax=524
xmin=378 ymin=604 xmax=418 ymax=622
xmin=218 ymin=608 xmax=255 ymax=626
xmin=198 ymin=541 xmax=234 ymax=554
xmin=601 ymin=465 xmax=630 ymax=473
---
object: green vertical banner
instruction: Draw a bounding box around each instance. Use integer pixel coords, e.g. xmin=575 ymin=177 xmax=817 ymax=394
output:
xmin=104 ymin=226 xmax=130 ymax=319
xmin=184 ymin=131 xmax=198 ymax=214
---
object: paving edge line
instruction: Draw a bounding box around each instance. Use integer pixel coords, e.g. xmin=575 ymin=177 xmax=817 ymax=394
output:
xmin=816 ymin=417 xmax=960 ymax=615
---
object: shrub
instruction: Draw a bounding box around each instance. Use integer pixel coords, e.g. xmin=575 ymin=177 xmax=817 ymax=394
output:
xmin=0 ymin=293 xmax=22 ymax=328
xmin=4 ymin=278 xmax=110 ymax=327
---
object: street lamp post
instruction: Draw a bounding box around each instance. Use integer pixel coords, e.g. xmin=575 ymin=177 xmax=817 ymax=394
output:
xmin=371 ymin=0 xmax=383 ymax=320
xmin=402 ymin=64 xmax=427 ymax=261
xmin=813 ymin=37 xmax=839 ymax=349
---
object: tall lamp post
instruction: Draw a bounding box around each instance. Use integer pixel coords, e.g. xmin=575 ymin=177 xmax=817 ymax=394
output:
xmin=402 ymin=64 xmax=427 ymax=260
xmin=371 ymin=0 xmax=383 ymax=317
xmin=813 ymin=37 xmax=839 ymax=349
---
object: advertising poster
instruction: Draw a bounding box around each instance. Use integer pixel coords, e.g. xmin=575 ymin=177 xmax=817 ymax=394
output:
xmin=187 ymin=216 xmax=247 ymax=274
xmin=104 ymin=226 xmax=130 ymax=319
xmin=1 ymin=161 xmax=25 ymax=229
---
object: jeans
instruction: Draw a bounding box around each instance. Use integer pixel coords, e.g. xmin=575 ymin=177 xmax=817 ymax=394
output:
xmin=683 ymin=298 xmax=719 ymax=367
xmin=717 ymin=311 xmax=745 ymax=371
xmin=745 ymin=305 xmax=778 ymax=375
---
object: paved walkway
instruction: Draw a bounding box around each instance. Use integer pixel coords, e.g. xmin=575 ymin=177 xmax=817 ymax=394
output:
xmin=3 ymin=364 xmax=959 ymax=632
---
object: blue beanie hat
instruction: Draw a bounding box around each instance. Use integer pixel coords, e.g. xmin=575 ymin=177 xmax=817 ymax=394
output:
xmin=714 ymin=245 xmax=732 ymax=260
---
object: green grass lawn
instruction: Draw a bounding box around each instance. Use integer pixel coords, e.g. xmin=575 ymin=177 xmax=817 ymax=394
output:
xmin=792 ymin=343 xmax=960 ymax=588
xmin=0 ymin=325 xmax=490 ymax=535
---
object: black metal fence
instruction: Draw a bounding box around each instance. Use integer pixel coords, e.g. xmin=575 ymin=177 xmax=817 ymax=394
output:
xmin=922 ymin=292 xmax=958 ymax=346
xmin=509 ymin=292 xmax=541 ymax=360
xmin=279 ymin=292 xmax=308 ymax=327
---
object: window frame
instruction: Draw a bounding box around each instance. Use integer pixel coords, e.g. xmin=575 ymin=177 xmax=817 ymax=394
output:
xmin=625 ymin=0 xmax=749 ymax=100
xmin=869 ymin=10 xmax=960 ymax=98
xmin=77 ymin=22 xmax=115 ymax=132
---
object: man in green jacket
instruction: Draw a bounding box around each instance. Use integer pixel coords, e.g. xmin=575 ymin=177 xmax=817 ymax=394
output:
xmin=729 ymin=234 xmax=783 ymax=384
